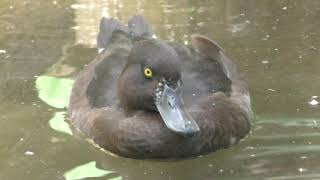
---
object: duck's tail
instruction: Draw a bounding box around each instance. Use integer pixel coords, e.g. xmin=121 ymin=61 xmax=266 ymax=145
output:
xmin=97 ymin=15 xmax=155 ymax=52
xmin=128 ymin=16 xmax=154 ymax=37
xmin=97 ymin=17 xmax=128 ymax=52
xmin=191 ymin=35 xmax=252 ymax=115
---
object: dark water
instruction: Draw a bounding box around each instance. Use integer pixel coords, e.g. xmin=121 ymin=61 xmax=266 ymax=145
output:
xmin=1 ymin=0 xmax=320 ymax=179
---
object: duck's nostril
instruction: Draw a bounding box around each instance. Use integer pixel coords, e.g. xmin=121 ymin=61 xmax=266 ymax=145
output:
xmin=167 ymin=96 xmax=175 ymax=108
xmin=167 ymin=82 xmax=176 ymax=89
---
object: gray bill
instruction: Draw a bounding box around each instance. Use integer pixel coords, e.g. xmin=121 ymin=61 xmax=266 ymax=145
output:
xmin=155 ymin=83 xmax=200 ymax=137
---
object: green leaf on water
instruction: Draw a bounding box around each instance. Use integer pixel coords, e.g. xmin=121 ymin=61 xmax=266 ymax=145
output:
xmin=36 ymin=75 xmax=74 ymax=109
xmin=49 ymin=112 xmax=72 ymax=135
xmin=109 ymin=176 xmax=123 ymax=180
xmin=64 ymin=161 xmax=114 ymax=180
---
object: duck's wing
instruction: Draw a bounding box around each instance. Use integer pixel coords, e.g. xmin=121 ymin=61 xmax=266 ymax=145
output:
xmin=170 ymin=35 xmax=252 ymax=149
xmin=168 ymin=40 xmax=231 ymax=106
xmin=191 ymin=35 xmax=251 ymax=115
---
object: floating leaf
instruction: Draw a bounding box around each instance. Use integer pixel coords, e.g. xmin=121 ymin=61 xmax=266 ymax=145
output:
xmin=109 ymin=176 xmax=123 ymax=180
xmin=49 ymin=112 xmax=72 ymax=135
xmin=36 ymin=75 xmax=74 ymax=108
xmin=64 ymin=161 xmax=113 ymax=180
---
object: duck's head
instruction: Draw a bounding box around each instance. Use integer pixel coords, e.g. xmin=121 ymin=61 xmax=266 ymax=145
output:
xmin=118 ymin=39 xmax=200 ymax=137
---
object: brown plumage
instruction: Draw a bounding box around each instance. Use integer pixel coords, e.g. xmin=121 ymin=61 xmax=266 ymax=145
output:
xmin=68 ymin=16 xmax=252 ymax=159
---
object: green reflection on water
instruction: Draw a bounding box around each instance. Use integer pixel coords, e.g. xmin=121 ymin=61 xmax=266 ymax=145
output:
xmin=64 ymin=161 xmax=122 ymax=180
xmin=49 ymin=111 xmax=73 ymax=135
xmin=36 ymin=75 xmax=74 ymax=134
xmin=35 ymin=75 xmax=74 ymax=109
xmin=64 ymin=161 xmax=115 ymax=180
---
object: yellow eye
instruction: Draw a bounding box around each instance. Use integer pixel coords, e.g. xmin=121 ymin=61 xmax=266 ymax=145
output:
xmin=144 ymin=68 xmax=153 ymax=78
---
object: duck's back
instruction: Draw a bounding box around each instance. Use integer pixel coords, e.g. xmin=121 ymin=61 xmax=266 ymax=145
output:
xmin=87 ymin=31 xmax=132 ymax=108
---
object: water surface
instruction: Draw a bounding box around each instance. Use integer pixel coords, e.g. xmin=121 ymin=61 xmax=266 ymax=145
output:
xmin=1 ymin=0 xmax=320 ymax=179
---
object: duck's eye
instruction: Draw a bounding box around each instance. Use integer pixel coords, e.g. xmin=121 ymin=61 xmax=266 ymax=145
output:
xmin=144 ymin=68 xmax=153 ymax=78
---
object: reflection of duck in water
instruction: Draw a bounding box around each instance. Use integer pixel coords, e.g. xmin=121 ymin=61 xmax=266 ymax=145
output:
xmin=68 ymin=16 xmax=253 ymax=159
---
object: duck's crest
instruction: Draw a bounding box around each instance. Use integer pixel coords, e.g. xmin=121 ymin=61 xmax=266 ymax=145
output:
xmin=97 ymin=16 xmax=155 ymax=52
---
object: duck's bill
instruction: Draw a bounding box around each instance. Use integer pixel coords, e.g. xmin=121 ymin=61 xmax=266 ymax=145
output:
xmin=155 ymin=83 xmax=200 ymax=137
